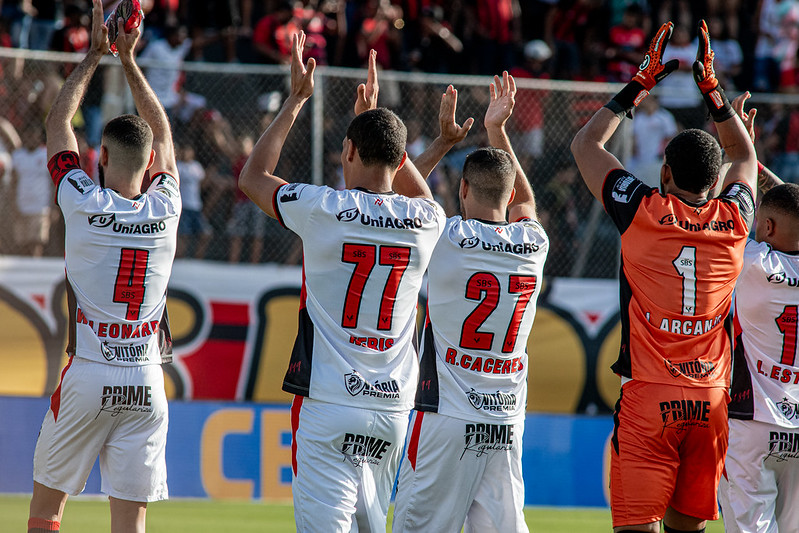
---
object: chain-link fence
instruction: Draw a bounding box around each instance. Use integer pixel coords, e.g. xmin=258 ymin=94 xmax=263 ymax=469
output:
xmin=4 ymin=48 xmax=797 ymax=277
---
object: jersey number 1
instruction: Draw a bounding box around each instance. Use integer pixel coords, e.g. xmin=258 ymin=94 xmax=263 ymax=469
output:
xmin=113 ymin=248 xmax=149 ymax=321
xmin=672 ymin=246 xmax=697 ymax=316
xmin=776 ymin=305 xmax=798 ymax=366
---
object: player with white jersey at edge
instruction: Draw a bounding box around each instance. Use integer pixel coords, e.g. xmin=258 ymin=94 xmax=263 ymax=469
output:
xmin=717 ymin=94 xmax=799 ymax=533
xmin=238 ymin=33 xmax=445 ymax=532
xmin=28 ymin=1 xmax=180 ymax=533
xmin=393 ymin=72 xmax=547 ymax=533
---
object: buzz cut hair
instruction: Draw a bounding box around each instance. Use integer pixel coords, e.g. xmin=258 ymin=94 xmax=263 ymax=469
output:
xmin=462 ymin=147 xmax=516 ymax=206
xmin=102 ymin=114 xmax=153 ymax=170
xmin=664 ymin=129 xmax=721 ymax=194
xmin=761 ymin=183 xmax=799 ymax=219
xmin=346 ymin=108 xmax=407 ymax=169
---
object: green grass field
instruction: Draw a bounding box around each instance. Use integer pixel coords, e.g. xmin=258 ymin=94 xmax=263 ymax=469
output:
xmin=0 ymin=495 xmax=727 ymax=532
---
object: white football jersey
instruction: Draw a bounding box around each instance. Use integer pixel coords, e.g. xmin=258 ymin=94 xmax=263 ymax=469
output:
xmin=417 ymin=216 xmax=549 ymax=423
xmin=49 ymin=151 xmax=181 ymax=366
xmin=730 ymin=239 xmax=799 ymax=428
xmin=274 ymin=183 xmax=446 ymax=411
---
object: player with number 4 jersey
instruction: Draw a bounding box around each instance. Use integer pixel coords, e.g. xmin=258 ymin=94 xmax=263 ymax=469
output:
xmin=393 ymin=72 xmax=546 ymax=533
xmin=238 ymin=34 xmax=444 ymax=532
xmin=571 ymin=20 xmax=757 ymax=533
xmin=29 ymin=3 xmax=179 ymax=533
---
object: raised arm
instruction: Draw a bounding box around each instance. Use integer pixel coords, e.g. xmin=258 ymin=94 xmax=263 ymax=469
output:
xmin=413 ymin=85 xmax=474 ymax=180
xmin=572 ymin=22 xmax=679 ymax=201
xmin=692 ymin=20 xmax=757 ymax=193
xmin=730 ymin=92 xmax=783 ymax=194
xmin=45 ymin=0 xmax=108 ymax=159
xmin=114 ymin=13 xmax=177 ymax=178
xmin=239 ymin=31 xmax=316 ymax=218
xmin=484 ymin=72 xmax=536 ymax=221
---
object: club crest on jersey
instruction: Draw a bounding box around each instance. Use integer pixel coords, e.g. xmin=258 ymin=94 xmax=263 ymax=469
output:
xmin=88 ymin=213 xmax=116 ymax=228
xmin=100 ymin=341 xmax=115 ymax=361
xmin=345 ymin=370 xmax=366 ymax=395
xmin=67 ymin=174 xmax=94 ymax=194
xmin=776 ymin=398 xmax=799 ymax=421
xmin=459 ymin=236 xmax=480 ymax=249
xmin=344 ymin=369 xmax=400 ymax=398
xmin=336 ymin=207 xmax=359 ymax=222
xmin=280 ymin=183 xmax=303 ymax=202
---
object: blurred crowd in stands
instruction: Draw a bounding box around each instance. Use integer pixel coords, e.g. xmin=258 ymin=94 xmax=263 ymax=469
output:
xmin=1 ymin=0 xmax=799 ymax=274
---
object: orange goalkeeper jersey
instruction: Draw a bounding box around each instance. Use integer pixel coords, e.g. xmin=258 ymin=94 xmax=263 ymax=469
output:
xmin=602 ymin=169 xmax=755 ymax=388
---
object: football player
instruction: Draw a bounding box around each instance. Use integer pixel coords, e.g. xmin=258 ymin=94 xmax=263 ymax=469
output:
xmin=28 ymin=2 xmax=179 ymax=532
xmin=570 ymin=20 xmax=757 ymax=533
xmin=238 ymin=33 xmax=445 ymax=531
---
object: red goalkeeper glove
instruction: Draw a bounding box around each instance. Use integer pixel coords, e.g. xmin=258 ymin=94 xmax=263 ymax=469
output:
xmin=605 ymin=22 xmax=679 ymax=118
xmin=693 ymin=19 xmax=735 ymax=121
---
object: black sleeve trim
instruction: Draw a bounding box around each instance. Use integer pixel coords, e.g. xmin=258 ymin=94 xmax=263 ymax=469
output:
xmin=272 ymin=184 xmax=288 ymax=229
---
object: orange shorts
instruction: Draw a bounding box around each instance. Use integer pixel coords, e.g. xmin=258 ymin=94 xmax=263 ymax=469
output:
xmin=610 ymin=380 xmax=729 ymax=527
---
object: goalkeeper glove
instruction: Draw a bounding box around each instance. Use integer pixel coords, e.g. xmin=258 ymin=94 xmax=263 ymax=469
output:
xmin=605 ymin=21 xmax=679 ymax=119
xmin=693 ymin=19 xmax=735 ymax=122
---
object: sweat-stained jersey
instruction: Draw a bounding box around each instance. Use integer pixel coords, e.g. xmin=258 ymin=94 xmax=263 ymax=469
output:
xmin=48 ymin=151 xmax=180 ymax=366
xmin=273 ymin=183 xmax=446 ymax=412
xmin=415 ymin=217 xmax=549 ymax=423
xmin=729 ymin=240 xmax=799 ymax=427
xmin=602 ymin=169 xmax=755 ymax=388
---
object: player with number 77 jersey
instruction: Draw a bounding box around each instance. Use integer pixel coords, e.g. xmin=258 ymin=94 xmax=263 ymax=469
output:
xmin=238 ymin=34 xmax=445 ymax=531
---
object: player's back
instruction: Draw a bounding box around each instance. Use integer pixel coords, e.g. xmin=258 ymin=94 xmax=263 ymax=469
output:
xmin=50 ymin=153 xmax=181 ymax=366
xmin=603 ymin=170 xmax=754 ymax=387
xmin=417 ymin=216 xmax=549 ymax=423
xmin=273 ymin=184 xmax=446 ymax=411
xmin=729 ymin=240 xmax=799 ymax=427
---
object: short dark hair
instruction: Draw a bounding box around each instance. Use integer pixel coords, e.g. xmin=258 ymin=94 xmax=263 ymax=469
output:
xmin=346 ymin=108 xmax=407 ymax=169
xmin=462 ymin=147 xmax=516 ymax=206
xmin=102 ymin=114 xmax=153 ymax=169
xmin=761 ymin=183 xmax=799 ymax=218
xmin=664 ymin=128 xmax=721 ymax=194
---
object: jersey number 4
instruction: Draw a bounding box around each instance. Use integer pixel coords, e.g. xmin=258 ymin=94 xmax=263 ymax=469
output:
xmin=113 ymin=248 xmax=149 ymax=321
xmin=341 ymin=243 xmax=411 ymax=330
xmin=459 ymin=273 xmax=537 ymax=353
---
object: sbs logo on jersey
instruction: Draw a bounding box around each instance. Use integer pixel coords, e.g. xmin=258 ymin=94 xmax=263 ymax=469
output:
xmin=68 ymin=174 xmax=94 ymax=194
xmin=336 ymin=207 xmax=359 ymax=222
xmin=88 ymin=213 xmax=116 ymax=228
xmin=767 ymin=271 xmax=799 ymax=286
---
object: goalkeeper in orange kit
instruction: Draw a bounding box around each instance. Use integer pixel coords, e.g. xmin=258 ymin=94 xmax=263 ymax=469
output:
xmin=571 ymin=20 xmax=757 ymax=533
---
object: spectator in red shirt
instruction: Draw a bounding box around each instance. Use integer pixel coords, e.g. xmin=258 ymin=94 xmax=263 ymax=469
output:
xmin=252 ymin=0 xmax=295 ymax=64
xmin=606 ymin=4 xmax=646 ymax=82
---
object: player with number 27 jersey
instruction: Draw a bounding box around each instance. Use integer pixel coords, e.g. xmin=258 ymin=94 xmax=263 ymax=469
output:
xmin=274 ymin=183 xmax=445 ymax=411
xmin=417 ymin=216 xmax=548 ymax=423
xmin=50 ymin=153 xmax=180 ymax=366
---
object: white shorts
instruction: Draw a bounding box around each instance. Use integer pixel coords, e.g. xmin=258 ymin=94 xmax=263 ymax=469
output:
xmin=33 ymin=356 xmax=169 ymax=502
xmin=291 ymin=396 xmax=408 ymax=533
xmin=717 ymin=418 xmax=799 ymax=533
xmin=393 ymin=411 xmax=527 ymax=533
